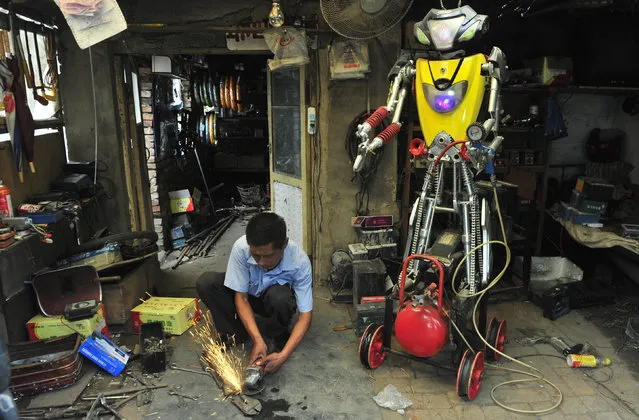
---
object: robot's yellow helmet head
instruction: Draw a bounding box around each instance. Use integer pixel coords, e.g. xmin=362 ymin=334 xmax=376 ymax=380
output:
xmin=414 ymin=5 xmax=489 ymax=52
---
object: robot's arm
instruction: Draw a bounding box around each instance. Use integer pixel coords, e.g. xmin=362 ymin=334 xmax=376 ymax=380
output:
xmin=465 ymin=47 xmax=509 ymax=174
xmin=353 ymin=61 xmax=415 ymax=172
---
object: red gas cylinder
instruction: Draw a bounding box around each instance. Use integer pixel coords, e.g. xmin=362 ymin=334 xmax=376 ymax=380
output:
xmin=395 ymin=302 xmax=448 ymax=358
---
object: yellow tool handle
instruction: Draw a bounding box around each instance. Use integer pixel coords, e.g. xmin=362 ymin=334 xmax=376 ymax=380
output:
xmin=42 ymin=86 xmax=56 ymax=101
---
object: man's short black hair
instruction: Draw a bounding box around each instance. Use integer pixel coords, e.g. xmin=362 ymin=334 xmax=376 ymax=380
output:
xmin=246 ymin=212 xmax=287 ymax=249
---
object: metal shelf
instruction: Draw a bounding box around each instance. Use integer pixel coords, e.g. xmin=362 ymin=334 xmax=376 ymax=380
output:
xmin=503 ymin=85 xmax=639 ymax=95
xmin=214 ymin=168 xmax=268 ymax=173
xmin=217 ymin=137 xmax=267 ymax=141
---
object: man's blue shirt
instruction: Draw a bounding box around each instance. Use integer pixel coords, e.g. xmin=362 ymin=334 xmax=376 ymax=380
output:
xmin=224 ymin=236 xmax=313 ymax=312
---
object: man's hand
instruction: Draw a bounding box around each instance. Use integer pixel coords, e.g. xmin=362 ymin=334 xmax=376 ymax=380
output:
xmin=249 ymin=340 xmax=268 ymax=366
xmin=261 ymin=351 xmax=289 ymax=373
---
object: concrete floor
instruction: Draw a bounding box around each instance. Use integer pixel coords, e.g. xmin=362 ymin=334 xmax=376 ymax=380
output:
xmin=128 ymin=219 xmax=639 ymax=419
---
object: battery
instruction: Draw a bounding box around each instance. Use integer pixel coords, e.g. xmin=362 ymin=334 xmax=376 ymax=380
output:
xmin=355 ymin=303 xmax=385 ymax=336
xmin=575 ymin=177 xmax=614 ymax=202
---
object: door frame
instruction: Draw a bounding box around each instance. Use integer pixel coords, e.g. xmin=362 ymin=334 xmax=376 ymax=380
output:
xmin=267 ymin=65 xmax=312 ymax=254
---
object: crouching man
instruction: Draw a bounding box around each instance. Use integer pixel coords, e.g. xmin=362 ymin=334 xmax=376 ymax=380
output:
xmin=196 ymin=212 xmax=312 ymax=373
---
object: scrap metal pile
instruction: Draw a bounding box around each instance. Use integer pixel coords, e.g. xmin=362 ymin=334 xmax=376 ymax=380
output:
xmin=171 ymin=213 xmax=237 ymax=269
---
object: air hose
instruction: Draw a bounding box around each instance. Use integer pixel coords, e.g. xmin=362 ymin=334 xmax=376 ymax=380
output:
xmin=450 ymin=178 xmax=563 ymax=414
xmin=424 ymin=140 xmax=563 ymax=413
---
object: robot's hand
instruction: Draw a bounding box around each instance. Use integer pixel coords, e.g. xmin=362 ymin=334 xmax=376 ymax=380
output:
xmin=353 ymin=123 xmax=402 ymax=172
xmin=353 ymin=139 xmax=382 ymax=172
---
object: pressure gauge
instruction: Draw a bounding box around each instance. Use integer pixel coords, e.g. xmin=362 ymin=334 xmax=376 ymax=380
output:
xmin=466 ymin=123 xmax=486 ymax=141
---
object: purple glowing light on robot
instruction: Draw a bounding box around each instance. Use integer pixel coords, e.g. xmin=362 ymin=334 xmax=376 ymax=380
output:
xmin=433 ymin=91 xmax=457 ymax=112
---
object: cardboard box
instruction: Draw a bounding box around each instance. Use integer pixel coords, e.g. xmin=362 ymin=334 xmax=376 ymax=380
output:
xmin=575 ymin=177 xmax=614 ymax=202
xmin=131 ymin=297 xmax=200 ymax=335
xmin=79 ymin=331 xmax=129 ymax=376
xmin=169 ymin=190 xmax=194 ymax=214
xmin=525 ymin=56 xmax=573 ymax=85
xmin=56 ymin=243 xmax=122 ymax=271
xmin=27 ymin=306 xmax=109 ymax=341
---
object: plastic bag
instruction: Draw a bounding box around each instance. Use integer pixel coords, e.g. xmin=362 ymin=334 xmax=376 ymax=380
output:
xmin=263 ymin=27 xmax=310 ymax=71
xmin=329 ymin=38 xmax=370 ymax=80
xmin=53 ymin=0 xmax=127 ymax=49
xmin=373 ymin=384 xmax=413 ymax=412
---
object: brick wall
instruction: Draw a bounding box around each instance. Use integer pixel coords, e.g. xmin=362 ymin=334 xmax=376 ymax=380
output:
xmin=137 ymin=67 xmax=192 ymax=250
xmin=138 ymin=67 xmax=164 ymax=247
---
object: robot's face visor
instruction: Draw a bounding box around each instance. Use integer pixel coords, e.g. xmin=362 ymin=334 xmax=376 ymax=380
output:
xmin=424 ymin=81 xmax=468 ymax=113
xmin=414 ymin=6 xmax=488 ymax=51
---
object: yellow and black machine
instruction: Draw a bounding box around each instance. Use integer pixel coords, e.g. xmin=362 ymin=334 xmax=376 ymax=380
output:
xmin=354 ymin=4 xmax=511 ymax=400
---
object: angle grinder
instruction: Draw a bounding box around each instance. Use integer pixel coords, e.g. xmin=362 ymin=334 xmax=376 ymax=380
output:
xmin=243 ymin=366 xmax=264 ymax=395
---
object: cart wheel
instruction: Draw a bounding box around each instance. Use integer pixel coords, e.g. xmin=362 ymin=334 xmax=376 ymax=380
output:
xmin=367 ymin=324 xmax=387 ymax=369
xmin=358 ymin=323 xmax=376 ymax=367
xmin=486 ymin=318 xmax=507 ymax=361
xmin=456 ymin=350 xmax=485 ymax=400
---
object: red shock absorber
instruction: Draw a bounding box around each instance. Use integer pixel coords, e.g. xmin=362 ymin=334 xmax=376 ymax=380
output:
xmin=376 ymin=123 xmax=401 ymax=143
xmin=365 ymin=106 xmax=389 ymax=129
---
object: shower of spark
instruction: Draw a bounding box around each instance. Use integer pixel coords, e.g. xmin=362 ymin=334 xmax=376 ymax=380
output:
xmin=191 ymin=312 xmax=247 ymax=395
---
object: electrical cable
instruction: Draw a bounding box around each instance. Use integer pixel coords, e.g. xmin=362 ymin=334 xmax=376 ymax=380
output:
xmin=89 ymin=46 xmax=98 ymax=185
xmin=346 ymin=111 xmax=387 ymax=215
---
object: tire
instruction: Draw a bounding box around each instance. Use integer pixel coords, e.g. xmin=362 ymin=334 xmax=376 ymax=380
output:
xmin=65 ymin=231 xmax=158 ymax=257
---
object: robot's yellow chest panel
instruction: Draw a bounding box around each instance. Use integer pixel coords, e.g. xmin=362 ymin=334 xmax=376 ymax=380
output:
xmin=415 ymin=54 xmax=488 ymax=146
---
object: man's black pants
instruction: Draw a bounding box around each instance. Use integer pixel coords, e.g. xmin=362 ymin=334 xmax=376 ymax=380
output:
xmin=195 ymin=271 xmax=296 ymax=342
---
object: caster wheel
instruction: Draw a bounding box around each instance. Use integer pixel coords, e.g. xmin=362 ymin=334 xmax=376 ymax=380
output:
xmin=359 ymin=323 xmax=387 ymax=369
xmin=456 ymin=349 xmax=485 ymax=401
xmin=486 ymin=318 xmax=507 ymax=361
xmin=358 ymin=323 xmax=376 ymax=366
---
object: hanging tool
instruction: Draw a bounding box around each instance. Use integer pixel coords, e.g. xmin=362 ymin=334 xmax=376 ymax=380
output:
xmin=23 ymin=22 xmax=47 ymax=105
xmin=32 ymin=27 xmax=48 ymax=105
xmin=193 ymin=145 xmax=215 ymax=210
xmin=16 ymin=22 xmax=32 ymax=90
xmin=0 ymin=30 xmax=9 ymax=58
xmin=42 ymin=29 xmax=57 ymax=101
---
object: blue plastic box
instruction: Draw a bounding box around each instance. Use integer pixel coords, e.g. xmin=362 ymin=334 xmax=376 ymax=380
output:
xmin=79 ymin=331 xmax=130 ymax=376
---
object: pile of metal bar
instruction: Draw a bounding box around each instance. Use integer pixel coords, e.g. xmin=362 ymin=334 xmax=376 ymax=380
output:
xmin=172 ymin=214 xmax=237 ymax=269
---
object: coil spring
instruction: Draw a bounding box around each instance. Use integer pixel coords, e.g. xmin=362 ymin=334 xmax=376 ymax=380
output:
xmin=467 ymin=167 xmax=483 ymax=290
xmin=406 ymin=163 xmax=436 ymax=274
xmin=460 ymin=162 xmax=477 ymax=293
xmin=376 ymin=123 xmax=401 ymax=143
xmin=365 ymin=106 xmax=388 ymax=129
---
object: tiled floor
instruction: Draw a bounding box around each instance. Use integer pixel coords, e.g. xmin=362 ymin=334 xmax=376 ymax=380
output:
xmin=372 ymin=300 xmax=639 ymax=420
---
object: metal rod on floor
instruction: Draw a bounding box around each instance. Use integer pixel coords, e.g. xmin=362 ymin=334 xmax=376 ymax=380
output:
xmin=193 ymin=146 xmax=215 ymax=210
xmin=200 ymin=215 xmax=236 ymax=256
